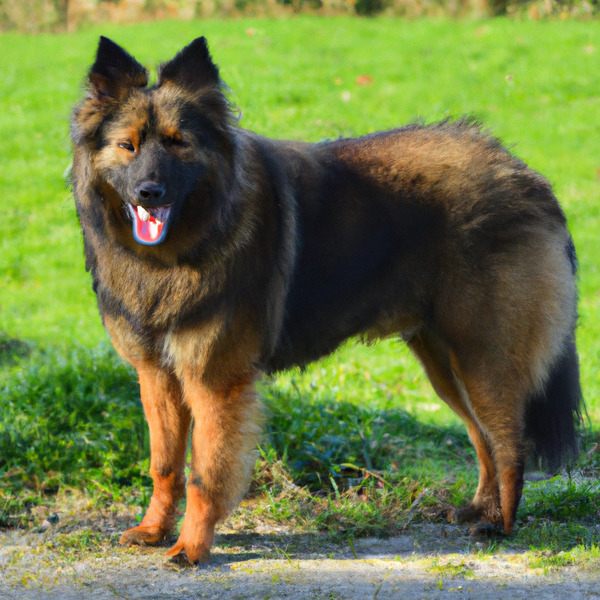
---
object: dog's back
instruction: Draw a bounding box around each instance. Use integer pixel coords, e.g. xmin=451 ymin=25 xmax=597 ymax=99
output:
xmin=265 ymin=121 xmax=575 ymax=379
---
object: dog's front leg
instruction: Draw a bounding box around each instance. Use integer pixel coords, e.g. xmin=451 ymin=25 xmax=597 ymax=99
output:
xmin=120 ymin=362 xmax=191 ymax=546
xmin=165 ymin=371 xmax=263 ymax=564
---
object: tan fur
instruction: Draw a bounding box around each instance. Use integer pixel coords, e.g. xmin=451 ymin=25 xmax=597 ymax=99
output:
xmin=120 ymin=362 xmax=190 ymax=546
xmin=162 ymin=375 xmax=263 ymax=563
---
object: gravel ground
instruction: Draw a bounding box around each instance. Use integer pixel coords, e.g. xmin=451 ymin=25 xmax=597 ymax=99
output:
xmin=2 ymin=522 xmax=599 ymax=599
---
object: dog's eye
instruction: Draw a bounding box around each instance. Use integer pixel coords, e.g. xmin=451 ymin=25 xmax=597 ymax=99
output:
xmin=118 ymin=141 xmax=135 ymax=153
xmin=164 ymin=134 xmax=190 ymax=149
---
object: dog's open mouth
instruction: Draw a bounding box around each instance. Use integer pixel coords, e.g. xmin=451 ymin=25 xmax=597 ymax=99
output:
xmin=128 ymin=204 xmax=173 ymax=245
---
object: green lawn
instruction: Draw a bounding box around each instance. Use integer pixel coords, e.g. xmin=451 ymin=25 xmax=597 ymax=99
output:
xmin=1 ymin=17 xmax=599 ymax=550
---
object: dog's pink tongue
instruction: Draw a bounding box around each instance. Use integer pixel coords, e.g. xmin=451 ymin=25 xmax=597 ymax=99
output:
xmin=134 ymin=213 xmax=164 ymax=244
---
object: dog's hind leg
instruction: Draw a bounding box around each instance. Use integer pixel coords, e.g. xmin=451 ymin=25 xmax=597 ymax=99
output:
xmin=165 ymin=372 xmax=263 ymax=564
xmin=120 ymin=363 xmax=191 ymax=546
xmin=448 ymin=354 xmax=527 ymax=535
xmin=407 ymin=331 xmax=502 ymax=526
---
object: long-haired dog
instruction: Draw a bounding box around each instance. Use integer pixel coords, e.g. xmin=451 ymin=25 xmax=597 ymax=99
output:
xmin=70 ymin=37 xmax=582 ymax=563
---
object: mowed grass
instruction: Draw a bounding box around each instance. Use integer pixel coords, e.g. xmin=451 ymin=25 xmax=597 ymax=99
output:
xmin=1 ymin=17 xmax=600 ymax=555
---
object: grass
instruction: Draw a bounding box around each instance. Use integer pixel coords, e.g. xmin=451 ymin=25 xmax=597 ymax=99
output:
xmin=427 ymin=558 xmax=476 ymax=579
xmin=1 ymin=16 xmax=600 ymax=563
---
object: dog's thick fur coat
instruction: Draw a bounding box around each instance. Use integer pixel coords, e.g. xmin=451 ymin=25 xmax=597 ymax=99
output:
xmin=70 ymin=36 xmax=582 ymax=563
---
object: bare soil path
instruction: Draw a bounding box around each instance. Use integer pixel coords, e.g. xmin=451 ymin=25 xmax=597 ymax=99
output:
xmin=2 ymin=521 xmax=599 ymax=599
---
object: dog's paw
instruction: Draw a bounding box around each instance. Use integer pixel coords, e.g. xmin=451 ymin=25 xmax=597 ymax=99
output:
xmin=453 ymin=504 xmax=484 ymax=524
xmin=165 ymin=539 xmax=211 ymax=565
xmin=119 ymin=524 xmax=169 ymax=546
xmin=469 ymin=520 xmax=507 ymax=538
xmin=452 ymin=500 xmax=503 ymax=527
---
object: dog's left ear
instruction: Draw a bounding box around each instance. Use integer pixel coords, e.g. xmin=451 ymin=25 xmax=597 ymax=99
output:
xmin=158 ymin=37 xmax=220 ymax=91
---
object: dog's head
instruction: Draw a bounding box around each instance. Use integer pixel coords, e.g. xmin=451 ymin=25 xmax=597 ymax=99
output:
xmin=71 ymin=37 xmax=234 ymax=246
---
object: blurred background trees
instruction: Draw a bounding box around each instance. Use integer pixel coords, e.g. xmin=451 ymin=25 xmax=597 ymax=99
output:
xmin=1 ymin=0 xmax=599 ymax=33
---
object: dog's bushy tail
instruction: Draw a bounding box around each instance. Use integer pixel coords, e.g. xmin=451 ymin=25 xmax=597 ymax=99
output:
xmin=524 ymin=335 xmax=583 ymax=473
xmin=524 ymin=236 xmax=582 ymax=473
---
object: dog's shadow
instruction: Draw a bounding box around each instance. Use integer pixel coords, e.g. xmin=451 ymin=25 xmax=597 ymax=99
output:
xmin=163 ymin=526 xmax=481 ymax=570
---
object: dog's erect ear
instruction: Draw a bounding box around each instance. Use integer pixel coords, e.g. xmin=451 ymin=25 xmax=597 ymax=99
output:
xmin=89 ymin=36 xmax=148 ymax=101
xmin=158 ymin=37 xmax=220 ymax=92
xmin=71 ymin=37 xmax=148 ymax=144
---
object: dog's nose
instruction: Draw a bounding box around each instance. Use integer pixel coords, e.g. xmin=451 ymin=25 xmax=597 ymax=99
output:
xmin=135 ymin=183 xmax=166 ymax=204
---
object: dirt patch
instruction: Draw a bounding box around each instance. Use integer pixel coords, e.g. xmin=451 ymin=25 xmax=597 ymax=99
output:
xmin=2 ymin=521 xmax=599 ymax=599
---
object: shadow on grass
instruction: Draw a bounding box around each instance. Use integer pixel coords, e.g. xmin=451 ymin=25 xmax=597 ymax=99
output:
xmin=263 ymin=381 xmax=474 ymax=491
xmin=0 ymin=331 xmax=32 ymax=366
xmin=0 ymin=342 xmax=473 ymax=493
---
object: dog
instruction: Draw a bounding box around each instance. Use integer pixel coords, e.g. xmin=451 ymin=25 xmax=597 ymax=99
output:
xmin=70 ymin=36 xmax=582 ymax=563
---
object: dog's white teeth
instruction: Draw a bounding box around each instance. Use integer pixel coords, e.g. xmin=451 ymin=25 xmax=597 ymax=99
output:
xmin=149 ymin=220 xmax=159 ymax=239
xmin=137 ymin=206 xmax=150 ymax=222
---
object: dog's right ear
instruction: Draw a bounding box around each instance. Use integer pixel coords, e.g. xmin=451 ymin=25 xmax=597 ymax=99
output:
xmin=88 ymin=36 xmax=148 ymax=102
xmin=71 ymin=37 xmax=148 ymax=144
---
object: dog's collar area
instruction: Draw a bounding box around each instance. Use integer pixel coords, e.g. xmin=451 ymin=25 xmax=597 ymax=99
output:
xmin=127 ymin=203 xmax=173 ymax=245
